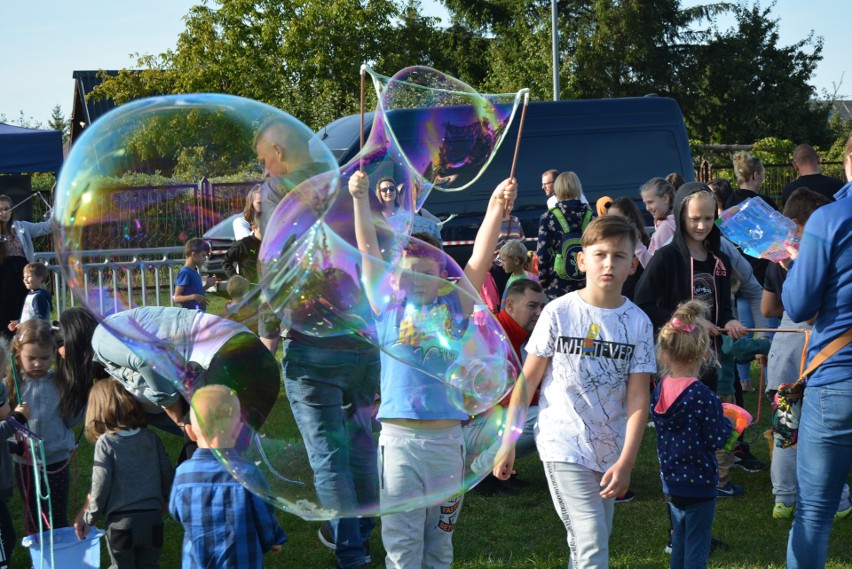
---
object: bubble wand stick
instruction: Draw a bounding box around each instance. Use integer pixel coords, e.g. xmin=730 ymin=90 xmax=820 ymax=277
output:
xmin=359 ymin=64 xmax=366 ymax=173
xmin=506 ymin=92 xmax=529 ymax=215
xmin=8 ymin=353 xmax=22 ymax=406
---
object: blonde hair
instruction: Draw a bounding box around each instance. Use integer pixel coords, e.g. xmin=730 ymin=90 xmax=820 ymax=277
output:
xmin=554 ymin=172 xmax=582 ymax=201
xmin=499 ymin=239 xmax=527 ymax=265
xmin=242 ymin=185 xmax=262 ymax=224
xmin=226 ymin=275 xmax=250 ymax=299
xmin=84 ymin=378 xmax=147 ymax=443
xmin=732 ymin=151 xmax=764 ymax=186
xmin=5 ymin=319 xmax=56 ymax=408
xmin=656 ymin=300 xmax=712 ymax=375
xmin=190 ymin=384 xmax=241 ymax=443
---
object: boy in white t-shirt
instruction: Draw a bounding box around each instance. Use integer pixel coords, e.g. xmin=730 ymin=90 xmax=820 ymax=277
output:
xmin=494 ymin=215 xmax=656 ymax=568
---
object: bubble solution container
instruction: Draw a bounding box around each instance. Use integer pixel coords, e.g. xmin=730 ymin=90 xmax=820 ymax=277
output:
xmin=22 ymin=526 xmax=105 ymax=569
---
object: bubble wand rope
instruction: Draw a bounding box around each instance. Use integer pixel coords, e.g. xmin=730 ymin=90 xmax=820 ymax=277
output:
xmin=721 ymin=327 xmax=809 ymax=424
xmin=506 ymin=92 xmax=530 ymax=215
xmin=359 ymin=64 xmax=367 ymax=173
xmin=9 ymin=417 xmax=53 ymax=569
xmin=8 ymin=353 xmax=21 ymax=407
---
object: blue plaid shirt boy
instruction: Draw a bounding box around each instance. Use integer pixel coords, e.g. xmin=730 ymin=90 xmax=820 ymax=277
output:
xmin=169 ymin=449 xmax=286 ymax=568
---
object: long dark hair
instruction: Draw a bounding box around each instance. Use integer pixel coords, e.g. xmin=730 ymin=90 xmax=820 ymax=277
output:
xmin=56 ymin=307 xmax=106 ymax=418
xmin=0 ymin=195 xmax=15 ymax=265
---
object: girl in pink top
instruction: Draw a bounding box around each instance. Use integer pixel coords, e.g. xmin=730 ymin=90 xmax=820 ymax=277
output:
xmin=640 ymin=177 xmax=677 ymax=266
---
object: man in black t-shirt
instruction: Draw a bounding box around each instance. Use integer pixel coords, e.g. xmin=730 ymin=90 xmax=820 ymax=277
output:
xmin=780 ymin=144 xmax=844 ymax=207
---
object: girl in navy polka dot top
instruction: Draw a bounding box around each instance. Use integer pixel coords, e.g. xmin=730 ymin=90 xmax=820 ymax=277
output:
xmin=650 ymin=300 xmax=733 ymax=569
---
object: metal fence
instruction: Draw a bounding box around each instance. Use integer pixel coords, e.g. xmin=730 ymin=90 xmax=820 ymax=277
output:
xmin=35 ymin=247 xmax=188 ymax=315
xmin=32 ymin=179 xmax=258 ymax=253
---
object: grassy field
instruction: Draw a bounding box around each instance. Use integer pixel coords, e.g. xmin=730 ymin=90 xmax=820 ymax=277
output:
xmin=11 ymin=301 xmax=852 ymax=567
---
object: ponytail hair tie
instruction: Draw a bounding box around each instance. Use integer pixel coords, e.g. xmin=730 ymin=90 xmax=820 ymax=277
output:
xmin=671 ymin=317 xmax=696 ymax=333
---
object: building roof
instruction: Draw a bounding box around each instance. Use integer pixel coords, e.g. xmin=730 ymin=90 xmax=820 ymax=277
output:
xmin=70 ymin=70 xmax=119 ymax=144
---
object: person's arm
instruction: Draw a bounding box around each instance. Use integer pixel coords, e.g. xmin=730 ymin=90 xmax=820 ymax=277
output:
xmin=599 ymin=372 xmax=650 ymax=498
xmin=33 ymin=290 xmax=52 ymax=320
xmin=536 ymin=215 xmax=554 ymax=291
xmin=702 ymin=394 xmax=734 ymax=452
xmin=464 ymin=178 xmax=517 ymax=292
xmin=647 ymin=217 xmax=674 ymax=255
xmin=156 ymin=435 xmax=175 ymax=503
xmin=82 ymin=441 xmax=112 ymax=527
xmin=782 ymin=213 xmax=831 ymax=323
xmin=221 ymin=241 xmax=243 ymax=279
xmin=761 ymin=290 xmax=784 ymax=319
xmin=173 ymin=271 xmax=209 ymax=308
xmin=493 ymin=353 xmax=549 ymax=480
xmin=633 ymin=251 xmax=675 ymax=331
xmin=250 ymin=493 xmax=288 ymax=553
xmin=634 ymin=240 xmax=651 ymax=268
xmin=19 ymin=219 xmax=55 ymax=238
xmin=349 ymin=171 xmax=385 ymax=314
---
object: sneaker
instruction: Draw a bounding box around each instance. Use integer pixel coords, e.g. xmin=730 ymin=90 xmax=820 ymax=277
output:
xmin=716 ymin=482 xmax=743 ymax=497
xmin=318 ymin=524 xmax=336 ymax=550
xmin=773 ymin=502 xmax=795 ymax=519
xmin=710 ymin=537 xmax=728 ymax=553
xmin=664 ymin=536 xmax=672 ymax=555
xmin=836 ymin=506 xmax=852 ymax=521
xmin=615 ymin=490 xmax=635 ymax=504
xmin=504 ymin=475 xmax=530 ymax=491
xmin=733 ymin=443 xmax=766 ymax=472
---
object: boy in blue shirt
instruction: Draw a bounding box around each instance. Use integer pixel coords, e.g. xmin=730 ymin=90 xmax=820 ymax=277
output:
xmin=174 ymin=238 xmax=215 ymax=310
xmin=169 ymin=385 xmax=286 ymax=568
xmin=349 ymin=170 xmax=516 ymax=569
xmin=494 ymin=216 xmax=657 ymax=568
xmin=7 ymin=262 xmax=52 ymax=332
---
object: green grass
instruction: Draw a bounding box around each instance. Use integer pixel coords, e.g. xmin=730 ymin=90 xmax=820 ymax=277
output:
xmin=11 ymin=353 xmax=852 ymax=567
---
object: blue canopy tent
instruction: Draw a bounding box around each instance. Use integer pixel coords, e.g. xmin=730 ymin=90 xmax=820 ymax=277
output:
xmin=0 ymin=122 xmax=63 ymax=174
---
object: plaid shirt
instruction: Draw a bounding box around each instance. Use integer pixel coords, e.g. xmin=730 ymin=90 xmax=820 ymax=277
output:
xmin=169 ymin=449 xmax=286 ymax=569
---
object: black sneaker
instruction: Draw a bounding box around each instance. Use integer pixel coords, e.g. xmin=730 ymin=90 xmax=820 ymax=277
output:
xmin=615 ymin=490 xmax=635 ymax=504
xmin=733 ymin=442 xmax=766 ymax=472
xmin=504 ymin=475 xmax=530 ymax=491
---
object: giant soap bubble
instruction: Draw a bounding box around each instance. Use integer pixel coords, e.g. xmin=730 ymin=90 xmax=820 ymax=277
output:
xmin=56 ymin=71 xmax=529 ymax=520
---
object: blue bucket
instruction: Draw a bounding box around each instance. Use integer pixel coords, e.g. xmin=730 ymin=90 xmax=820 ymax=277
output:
xmin=22 ymin=526 xmax=105 ymax=569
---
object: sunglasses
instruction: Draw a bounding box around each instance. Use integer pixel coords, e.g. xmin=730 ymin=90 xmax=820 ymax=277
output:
xmin=379 ymin=186 xmax=397 ymax=193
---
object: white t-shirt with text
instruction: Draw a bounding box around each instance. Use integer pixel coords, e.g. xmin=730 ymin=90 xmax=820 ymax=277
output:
xmin=527 ymin=292 xmax=656 ymax=472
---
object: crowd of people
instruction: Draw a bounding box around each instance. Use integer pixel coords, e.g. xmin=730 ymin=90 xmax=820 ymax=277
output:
xmin=0 ymin=134 xmax=850 ymax=569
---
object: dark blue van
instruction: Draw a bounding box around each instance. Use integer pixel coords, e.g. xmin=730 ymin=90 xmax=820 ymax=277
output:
xmin=318 ymin=96 xmax=694 ymax=262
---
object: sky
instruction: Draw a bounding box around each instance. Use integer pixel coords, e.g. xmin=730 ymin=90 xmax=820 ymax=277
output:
xmin=1 ymin=0 xmax=848 ymax=127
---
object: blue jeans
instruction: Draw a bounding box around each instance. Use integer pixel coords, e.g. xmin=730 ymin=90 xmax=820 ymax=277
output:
xmin=787 ymin=382 xmax=852 ymax=568
xmin=283 ymin=343 xmax=381 ymax=569
xmin=668 ymin=498 xmax=715 ymax=569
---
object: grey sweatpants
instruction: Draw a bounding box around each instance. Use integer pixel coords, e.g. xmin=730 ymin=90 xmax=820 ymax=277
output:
xmin=378 ymin=423 xmax=465 ymax=569
xmin=544 ymin=461 xmax=615 ymax=569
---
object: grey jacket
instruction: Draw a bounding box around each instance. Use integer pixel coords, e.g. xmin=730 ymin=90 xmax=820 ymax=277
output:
xmin=12 ymin=372 xmax=76 ymax=466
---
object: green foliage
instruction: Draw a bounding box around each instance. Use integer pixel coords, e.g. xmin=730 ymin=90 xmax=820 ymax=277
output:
xmin=679 ymin=4 xmax=829 ymax=146
xmin=48 ymin=104 xmax=70 ymax=143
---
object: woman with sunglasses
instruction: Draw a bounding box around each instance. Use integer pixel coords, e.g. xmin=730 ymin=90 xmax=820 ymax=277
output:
xmin=375 ymin=177 xmax=400 ymax=219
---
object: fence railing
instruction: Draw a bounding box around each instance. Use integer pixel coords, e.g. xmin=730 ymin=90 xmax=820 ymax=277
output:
xmin=35 ymin=247 xmax=188 ymax=315
xmin=32 ymin=179 xmax=258 ymax=253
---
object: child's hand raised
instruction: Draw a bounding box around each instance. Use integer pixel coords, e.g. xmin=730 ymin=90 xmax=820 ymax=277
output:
xmin=493 ymin=178 xmax=517 ymax=209
xmin=348 ymin=171 xmax=369 ymax=200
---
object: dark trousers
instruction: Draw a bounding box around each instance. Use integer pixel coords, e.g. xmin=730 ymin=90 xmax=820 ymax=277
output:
xmin=105 ymin=510 xmax=164 ymax=569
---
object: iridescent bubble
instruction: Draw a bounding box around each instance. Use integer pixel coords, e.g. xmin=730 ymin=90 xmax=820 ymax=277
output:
xmin=54 ymin=93 xmax=338 ymax=339
xmin=57 ymin=72 xmax=529 ymax=520
xmin=365 ymin=65 xmax=523 ymax=206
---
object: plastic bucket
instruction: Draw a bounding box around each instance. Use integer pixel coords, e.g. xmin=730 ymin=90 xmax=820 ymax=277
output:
xmin=22 ymin=526 xmax=105 ymax=569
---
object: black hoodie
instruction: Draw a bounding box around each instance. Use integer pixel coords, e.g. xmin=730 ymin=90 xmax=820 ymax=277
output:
xmin=634 ymin=182 xmax=735 ymax=333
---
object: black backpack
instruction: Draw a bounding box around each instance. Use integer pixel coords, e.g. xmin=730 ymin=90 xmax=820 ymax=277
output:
xmin=550 ymin=206 xmax=593 ymax=281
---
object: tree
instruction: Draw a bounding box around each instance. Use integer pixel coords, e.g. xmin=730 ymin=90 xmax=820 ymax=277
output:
xmin=676 ymin=3 xmax=830 ymax=145
xmin=92 ymin=0 xmax=399 ymax=131
xmin=48 ymin=105 xmax=70 ymax=143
